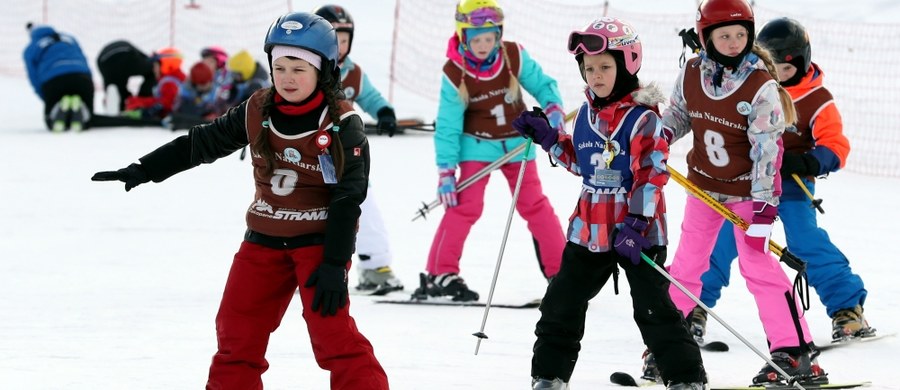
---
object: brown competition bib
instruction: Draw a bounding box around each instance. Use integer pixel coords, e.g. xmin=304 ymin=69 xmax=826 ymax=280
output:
xmin=341 ymin=64 xmax=363 ymax=102
xmin=682 ymin=58 xmax=775 ymax=196
xmin=443 ymin=41 xmax=525 ymax=140
xmin=784 ymin=86 xmax=833 ymax=154
xmin=243 ymin=90 xmax=354 ymax=237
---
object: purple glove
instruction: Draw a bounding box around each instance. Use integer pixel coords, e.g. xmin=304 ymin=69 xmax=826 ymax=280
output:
xmin=437 ymin=164 xmax=457 ymax=208
xmin=613 ymin=214 xmax=652 ymax=265
xmin=744 ymin=200 xmax=777 ymax=254
xmin=512 ymin=107 xmax=558 ymax=152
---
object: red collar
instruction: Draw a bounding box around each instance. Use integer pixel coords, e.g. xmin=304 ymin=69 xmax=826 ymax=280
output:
xmin=274 ymin=90 xmax=324 ymax=115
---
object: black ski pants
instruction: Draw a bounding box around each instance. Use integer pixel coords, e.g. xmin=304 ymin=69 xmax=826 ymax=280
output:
xmin=97 ymin=41 xmax=155 ymax=111
xmin=531 ymin=242 xmax=705 ymax=385
xmin=40 ymin=73 xmax=93 ymax=130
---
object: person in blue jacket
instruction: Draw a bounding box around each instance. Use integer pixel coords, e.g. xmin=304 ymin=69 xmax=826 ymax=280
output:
xmin=23 ymin=23 xmax=93 ymax=132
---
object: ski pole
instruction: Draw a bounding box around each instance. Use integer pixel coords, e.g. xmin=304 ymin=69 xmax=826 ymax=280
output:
xmin=790 ymin=173 xmax=824 ymax=214
xmin=412 ymin=143 xmax=527 ymax=221
xmin=638 ymin=252 xmax=807 ymax=390
xmin=472 ymin=140 xmax=532 ymax=355
xmin=666 ymin=165 xmax=806 ymax=273
xmin=473 ymin=108 xmax=544 ymax=355
xmin=413 ymin=108 xmax=578 ymax=221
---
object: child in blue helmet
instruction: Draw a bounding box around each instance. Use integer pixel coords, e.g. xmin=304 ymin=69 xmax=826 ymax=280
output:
xmin=92 ymin=12 xmax=388 ymax=389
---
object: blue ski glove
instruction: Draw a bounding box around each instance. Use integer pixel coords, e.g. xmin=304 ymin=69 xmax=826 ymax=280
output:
xmin=304 ymin=262 xmax=349 ymax=317
xmin=437 ymin=164 xmax=458 ymax=208
xmin=613 ymin=214 xmax=652 ymax=265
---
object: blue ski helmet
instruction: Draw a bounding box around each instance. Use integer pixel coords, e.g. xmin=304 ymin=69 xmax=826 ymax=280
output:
xmin=264 ymin=12 xmax=339 ymax=74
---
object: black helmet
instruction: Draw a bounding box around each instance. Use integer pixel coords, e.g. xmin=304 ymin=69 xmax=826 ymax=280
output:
xmin=758 ymin=17 xmax=811 ymax=75
xmin=313 ymin=4 xmax=354 ymax=60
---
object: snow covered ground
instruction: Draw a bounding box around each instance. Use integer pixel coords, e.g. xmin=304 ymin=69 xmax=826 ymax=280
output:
xmin=2 ymin=1 xmax=898 ymax=389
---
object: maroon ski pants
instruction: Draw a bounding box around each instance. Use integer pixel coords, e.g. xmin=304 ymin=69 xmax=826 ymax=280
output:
xmin=206 ymin=241 xmax=389 ymax=389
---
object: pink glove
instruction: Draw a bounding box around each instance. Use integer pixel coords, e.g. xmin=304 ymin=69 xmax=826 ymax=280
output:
xmin=437 ymin=164 xmax=458 ymax=208
xmin=744 ymin=200 xmax=777 ymax=254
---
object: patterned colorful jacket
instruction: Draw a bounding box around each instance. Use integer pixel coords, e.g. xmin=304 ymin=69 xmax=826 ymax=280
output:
xmin=549 ymin=84 xmax=669 ymax=252
xmin=663 ymin=52 xmax=785 ymax=205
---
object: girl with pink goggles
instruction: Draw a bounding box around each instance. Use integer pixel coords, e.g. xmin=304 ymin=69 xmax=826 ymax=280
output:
xmin=567 ymin=17 xmax=643 ymax=75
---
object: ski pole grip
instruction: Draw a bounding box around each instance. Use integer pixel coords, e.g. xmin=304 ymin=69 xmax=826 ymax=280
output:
xmin=779 ymin=248 xmax=807 ymax=274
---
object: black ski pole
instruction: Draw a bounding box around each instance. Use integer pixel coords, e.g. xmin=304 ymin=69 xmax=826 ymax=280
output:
xmin=412 ymin=142 xmax=527 ymax=221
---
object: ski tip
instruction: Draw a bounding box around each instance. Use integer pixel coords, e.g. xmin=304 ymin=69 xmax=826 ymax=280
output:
xmin=610 ymin=371 xmax=638 ymax=387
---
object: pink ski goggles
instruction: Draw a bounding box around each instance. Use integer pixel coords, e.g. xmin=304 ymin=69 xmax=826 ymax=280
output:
xmin=456 ymin=7 xmax=504 ymax=27
xmin=567 ymin=31 xmax=608 ymax=55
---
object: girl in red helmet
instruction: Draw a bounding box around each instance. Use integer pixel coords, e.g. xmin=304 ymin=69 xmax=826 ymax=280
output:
xmin=698 ymin=17 xmax=871 ymax=347
xmin=514 ymin=17 xmax=706 ymax=390
xmin=659 ymin=0 xmax=827 ymax=385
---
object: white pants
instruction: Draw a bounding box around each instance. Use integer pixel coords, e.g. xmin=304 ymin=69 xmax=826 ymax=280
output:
xmin=356 ymin=189 xmax=393 ymax=270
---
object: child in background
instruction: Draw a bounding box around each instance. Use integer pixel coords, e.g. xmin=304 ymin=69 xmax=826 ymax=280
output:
xmin=518 ymin=17 xmax=706 ymax=390
xmin=92 ymin=12 xmax=389 ymax=389
xmin=96 ymin=40 xmax=155 ymax=115
xmin=200 ymin=46 xmax=230 ymax=86
xmin=657 ymin=0 xmax=827 ymax=385
xmin=315 ymin=4 xmax=404 ymax=293
xmin=123 ymin=47 xmax=185 ymax=120
xmin=170 ymin=62 xmax=220 ymax=129
xmin=418 ymin=0 xmax=567 ymax=302
xmin=226 ymin=49 xmax=272 ymax=104
xmin=694 ymin=16 xmax=872 ymax=343
xmin=23 ymin=23 xmax=93 ymax=132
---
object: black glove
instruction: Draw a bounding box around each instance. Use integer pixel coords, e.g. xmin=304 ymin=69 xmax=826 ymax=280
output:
xmin=781 ymin=152 xmax=820 ymax=177
xmin=91 ymin=163 xmax=150 ymax=192
xmin=304 ymin=262 xmax=349 ymax=316
xmin=376 ymin=107 xmax=397 ymax=137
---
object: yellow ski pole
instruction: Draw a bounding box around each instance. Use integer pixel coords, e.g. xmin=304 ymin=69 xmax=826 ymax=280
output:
xmin=666 ymin=165 xmax=805 ymax=273
xmin=791 ymin=173 xmax=825 ymax=214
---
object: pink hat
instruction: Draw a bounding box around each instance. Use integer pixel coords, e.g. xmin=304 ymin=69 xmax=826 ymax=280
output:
xmin=271 ymin=45 xmax=321 ymax=70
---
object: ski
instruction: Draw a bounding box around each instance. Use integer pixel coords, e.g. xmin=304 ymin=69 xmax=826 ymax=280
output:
xmin=364 ymin=118 xmax=434 ymax=135
xmin=700 ymin=340 xmax=729 ymax=352
xmin=709 ymin=381 xmax=870 ymax=390
xmin=350 ymin=287 xmax=406 ymax=297
xmin=816 ymin=332 xmax=893 ymax=352
xmin=613 ymin=371 xmax=869 ymax=390
xmin=610 ymin=372 xmax=660 ymax=387
xmin=374 ymin=297 xmax=541 ymax=309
